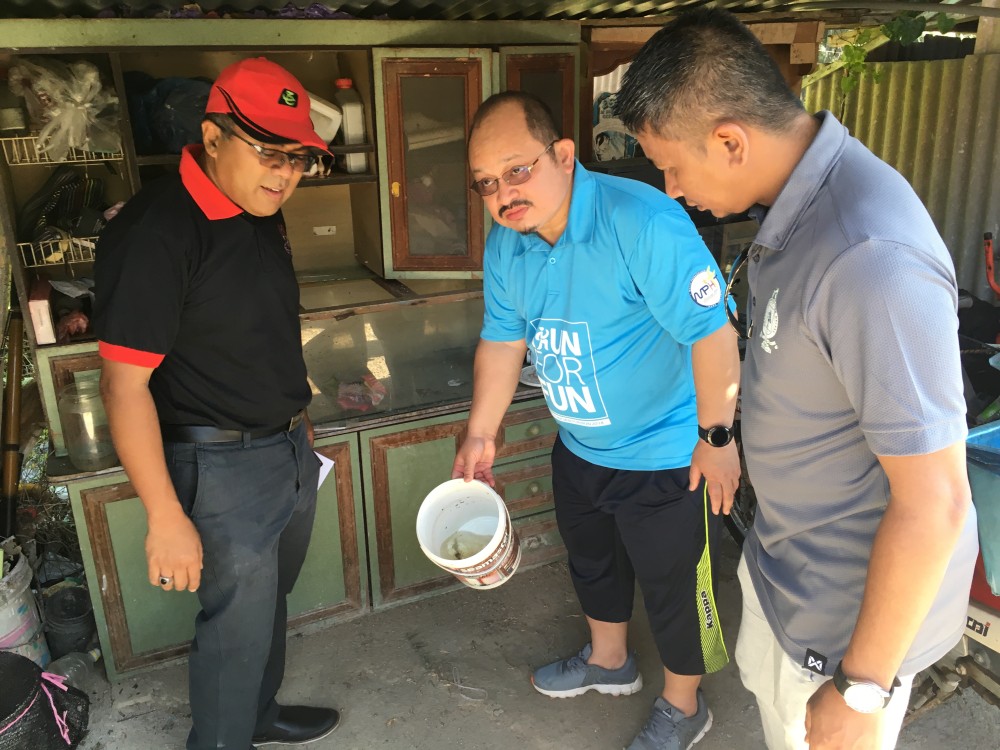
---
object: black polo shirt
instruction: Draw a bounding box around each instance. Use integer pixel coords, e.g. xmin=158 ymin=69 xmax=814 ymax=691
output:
xmin=93 ymin=145 xmax=310 ymax=431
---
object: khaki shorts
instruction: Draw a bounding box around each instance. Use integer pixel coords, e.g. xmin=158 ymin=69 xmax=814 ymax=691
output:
xmin=735 ymin=554 xmax=914 ymax=750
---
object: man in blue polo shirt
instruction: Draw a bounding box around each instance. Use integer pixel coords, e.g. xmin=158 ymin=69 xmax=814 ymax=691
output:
xmin=94 ymin=59 xmax=340 ymax=749
xmin=453 ymin=91 xmax=741 ymax=750
xmin=615 ymin=9 xmax=978 ymax=750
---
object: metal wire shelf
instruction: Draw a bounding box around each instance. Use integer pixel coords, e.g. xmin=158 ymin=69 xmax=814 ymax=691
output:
xmin=18 ymin=236 xmax=97 ymax=268
xmin=1 ymin=135 xmax=124 ymax=166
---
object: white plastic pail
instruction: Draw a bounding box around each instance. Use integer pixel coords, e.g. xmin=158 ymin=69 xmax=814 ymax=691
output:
xmin=416 ymin=479 xmax=521 ymax=590
xmin=308 ymin=92 xmax=342 ymax=145
xmin=0 ymin=554 xmax=50 ymax=667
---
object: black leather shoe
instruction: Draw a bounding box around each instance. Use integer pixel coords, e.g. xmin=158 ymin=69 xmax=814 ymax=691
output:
xmin=252 ymin=705 xmax=341 ymax=746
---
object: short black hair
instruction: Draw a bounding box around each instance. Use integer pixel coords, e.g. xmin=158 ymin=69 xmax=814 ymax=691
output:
xmin=469 ymin=91 xmax=560 ymax=148
xmin=614 ymin=8 xmax=805 ymax=142
xmin=204 ymin=112 xmax=235 ymax=133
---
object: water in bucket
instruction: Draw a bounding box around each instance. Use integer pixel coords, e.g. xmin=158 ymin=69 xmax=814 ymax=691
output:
xmin=439 ymin=528 xmax=494 ymax=561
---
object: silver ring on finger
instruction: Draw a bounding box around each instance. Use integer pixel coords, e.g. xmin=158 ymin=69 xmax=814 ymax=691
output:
xmin=159 ymin=576 xmax=173 ymax=586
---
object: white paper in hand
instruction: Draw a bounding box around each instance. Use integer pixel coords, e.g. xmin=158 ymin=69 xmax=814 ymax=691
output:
xmin=316 ymin=451 xmax=335 ymax=489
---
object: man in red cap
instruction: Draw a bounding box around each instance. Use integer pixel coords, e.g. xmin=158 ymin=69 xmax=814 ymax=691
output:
xmin=94 ymin=58 xmax=340 ymax=749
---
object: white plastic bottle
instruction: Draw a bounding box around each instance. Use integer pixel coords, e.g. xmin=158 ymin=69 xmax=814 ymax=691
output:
xmin=332 ymin=78 xmax=367 ymax=174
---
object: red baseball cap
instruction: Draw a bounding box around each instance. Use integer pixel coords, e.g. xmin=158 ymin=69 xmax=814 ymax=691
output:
xmin=205 ymin=57 xmax=330 ymax=153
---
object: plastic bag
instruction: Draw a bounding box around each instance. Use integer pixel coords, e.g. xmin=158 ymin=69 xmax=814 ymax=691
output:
xmin=125 ymin=74 xmax=211 ymax=154
xmin=8 ymin=56 xmax=121 ymax=161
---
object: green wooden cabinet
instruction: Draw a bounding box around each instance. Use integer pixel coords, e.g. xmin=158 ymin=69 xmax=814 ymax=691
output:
xmin=65 ymin=393 xmax=561 ymax=679
xmin=360 ymin=397 xmax=563 ymax=608
xmin=499 ymin=46 xmax=580 ymax=144
xmin=67 ymin=433 xmax=367 ymax=680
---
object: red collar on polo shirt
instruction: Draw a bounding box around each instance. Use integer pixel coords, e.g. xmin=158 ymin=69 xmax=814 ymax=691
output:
xmin=179 ymin=144 xmax=242 ymax=220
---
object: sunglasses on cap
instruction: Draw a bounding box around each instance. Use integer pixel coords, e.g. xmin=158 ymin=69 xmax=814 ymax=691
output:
xmin=469 ymin=141 xmax=557 ymax=197
xmin=219 ymin=123 xmax=319 ymax=174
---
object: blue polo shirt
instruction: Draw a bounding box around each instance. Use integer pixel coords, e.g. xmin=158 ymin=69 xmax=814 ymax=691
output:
xmin=481 ymin=161 xmax=727 ymax=470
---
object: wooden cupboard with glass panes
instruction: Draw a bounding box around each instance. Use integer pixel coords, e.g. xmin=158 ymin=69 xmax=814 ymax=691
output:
xmin=0 ymin=28 xmax=579 ymax=451
xmin=369 ymin=46 xmax=578 ymax=278
xmin=0 ymin=18 xmax=581 ymax=680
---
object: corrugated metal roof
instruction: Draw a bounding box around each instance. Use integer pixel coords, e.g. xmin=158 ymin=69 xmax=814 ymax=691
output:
xmin=0 ymin=0 xmax=982 ymax=21
xmin=804 ymin=55 xmax=1000 ymax=300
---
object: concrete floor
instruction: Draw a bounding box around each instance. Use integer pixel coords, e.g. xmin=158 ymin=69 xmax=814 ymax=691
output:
xmin=79 ymin=536 xmax=999 ymax=750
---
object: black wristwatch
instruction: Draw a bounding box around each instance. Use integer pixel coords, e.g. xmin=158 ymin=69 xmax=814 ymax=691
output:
xmin=832 ymin=661 xmax=900 ymax=713
xmin=698 ymin=425 xmax=734 ymax=447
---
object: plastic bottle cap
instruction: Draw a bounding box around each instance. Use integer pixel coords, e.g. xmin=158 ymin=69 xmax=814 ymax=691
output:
xmin=334 ymin=78 xmax=354 ymax=89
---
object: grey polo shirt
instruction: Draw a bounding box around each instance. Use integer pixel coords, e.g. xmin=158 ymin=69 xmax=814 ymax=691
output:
xmin=740 ymin=111 xmax=979 ymax=677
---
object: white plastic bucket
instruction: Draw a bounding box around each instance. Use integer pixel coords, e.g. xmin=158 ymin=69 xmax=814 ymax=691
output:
xmin=308 ymin=92 xmax=342 ymax=145
xmin=416 ymin=479 xmax=521 ymax=590
xmin=0 ymin=554 xmax=50 ymax=667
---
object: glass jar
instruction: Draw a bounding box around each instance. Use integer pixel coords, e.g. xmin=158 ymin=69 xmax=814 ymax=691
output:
xmin=0 ymin=69 xmax=26 ymax=134
xmin=57 ymin=380 xmax=118 ymax=472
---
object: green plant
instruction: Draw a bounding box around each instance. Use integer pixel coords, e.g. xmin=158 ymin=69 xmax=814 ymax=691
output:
xmin=839 ymin=12 xmax=958 ymax=95
xmin=840 ymin=28 xmax=883 ymax=95
xmin=883 ymin=11 xmax=957 ymax=45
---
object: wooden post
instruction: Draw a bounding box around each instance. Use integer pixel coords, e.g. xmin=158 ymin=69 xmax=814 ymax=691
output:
xmin=1 ymin=307 xmax=24 ymax=537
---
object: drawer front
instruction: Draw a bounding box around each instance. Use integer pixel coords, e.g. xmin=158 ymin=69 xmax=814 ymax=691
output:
xmin=495 ymin=403 xmax=557 ymax=460
xmin=494 ymin=454 xmax=553 ymax=519
xmin=515 ymin=511 xmax=564 ymax=569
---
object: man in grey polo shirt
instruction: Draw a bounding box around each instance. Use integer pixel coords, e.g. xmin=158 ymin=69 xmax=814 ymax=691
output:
xmin=615 ymin=9 xmax=979 ymax=750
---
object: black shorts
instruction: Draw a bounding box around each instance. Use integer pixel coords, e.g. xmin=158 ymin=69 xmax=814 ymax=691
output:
xmin=551 ymin=436 xmax=728 ymax=675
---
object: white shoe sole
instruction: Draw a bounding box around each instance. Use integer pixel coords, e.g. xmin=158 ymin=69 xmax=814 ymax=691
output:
xmin=532 ymin=673 xmax=643 ymax=698
xmin=621 ymin=708 xmax=713 ymax=750
xmin=686 ymin=709 xmax=713 ymax=748
xmin=251 ymin=716 xmax=341 ymax=747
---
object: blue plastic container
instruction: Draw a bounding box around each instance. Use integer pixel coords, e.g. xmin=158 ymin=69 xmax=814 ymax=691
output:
xmin=967 ymin=420 xmax=1000 ymax=595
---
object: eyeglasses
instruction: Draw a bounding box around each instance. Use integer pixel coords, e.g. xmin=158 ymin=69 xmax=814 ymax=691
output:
xmin=469 ymin=141 xmax=557 ymax=197
xmin=221 ymin=126 xmax=318 ymax=173
xmin=725 ymin=244 xmax=753 ymax=339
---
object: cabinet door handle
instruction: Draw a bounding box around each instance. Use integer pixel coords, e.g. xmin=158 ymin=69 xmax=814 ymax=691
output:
xmin=526 ymin=423 xmax=541 ymax=437
xmin=391 ymin=181 xmax=401 ymax=198
xmin=527 ymin=481 xmax=541 ymax=495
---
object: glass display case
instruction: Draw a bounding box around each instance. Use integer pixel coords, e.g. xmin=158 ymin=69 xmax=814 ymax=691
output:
xmin=304 ymin=295 xmax=510 ymax=430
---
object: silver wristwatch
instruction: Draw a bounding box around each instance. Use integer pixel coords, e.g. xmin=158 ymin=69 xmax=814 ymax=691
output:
xmin=832 ymin=661 xmax=899 ymax=713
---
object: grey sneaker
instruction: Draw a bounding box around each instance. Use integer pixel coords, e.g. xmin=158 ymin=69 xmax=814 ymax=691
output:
xmin=531 ymin=643 xmax=642 ymax=698
xmin=626 ymin=691 xmax=713 ymax=750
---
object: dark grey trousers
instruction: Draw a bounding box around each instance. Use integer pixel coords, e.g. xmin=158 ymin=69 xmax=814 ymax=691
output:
xmin=164 ymin=422 xmax=319 ymax=750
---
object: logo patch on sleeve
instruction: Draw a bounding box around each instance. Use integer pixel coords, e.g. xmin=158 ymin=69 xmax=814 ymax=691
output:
xmin=803 ymin=649 xmax=828 ymax=676
xmin=689 ymin=268 xmax=721 ymax=307
xmin=278 ymin=89 xmax=299 ymax=107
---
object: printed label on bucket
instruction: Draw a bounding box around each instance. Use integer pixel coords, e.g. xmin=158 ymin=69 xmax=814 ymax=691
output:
xmin=452 ymin=524 xmax=521 ymax=589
